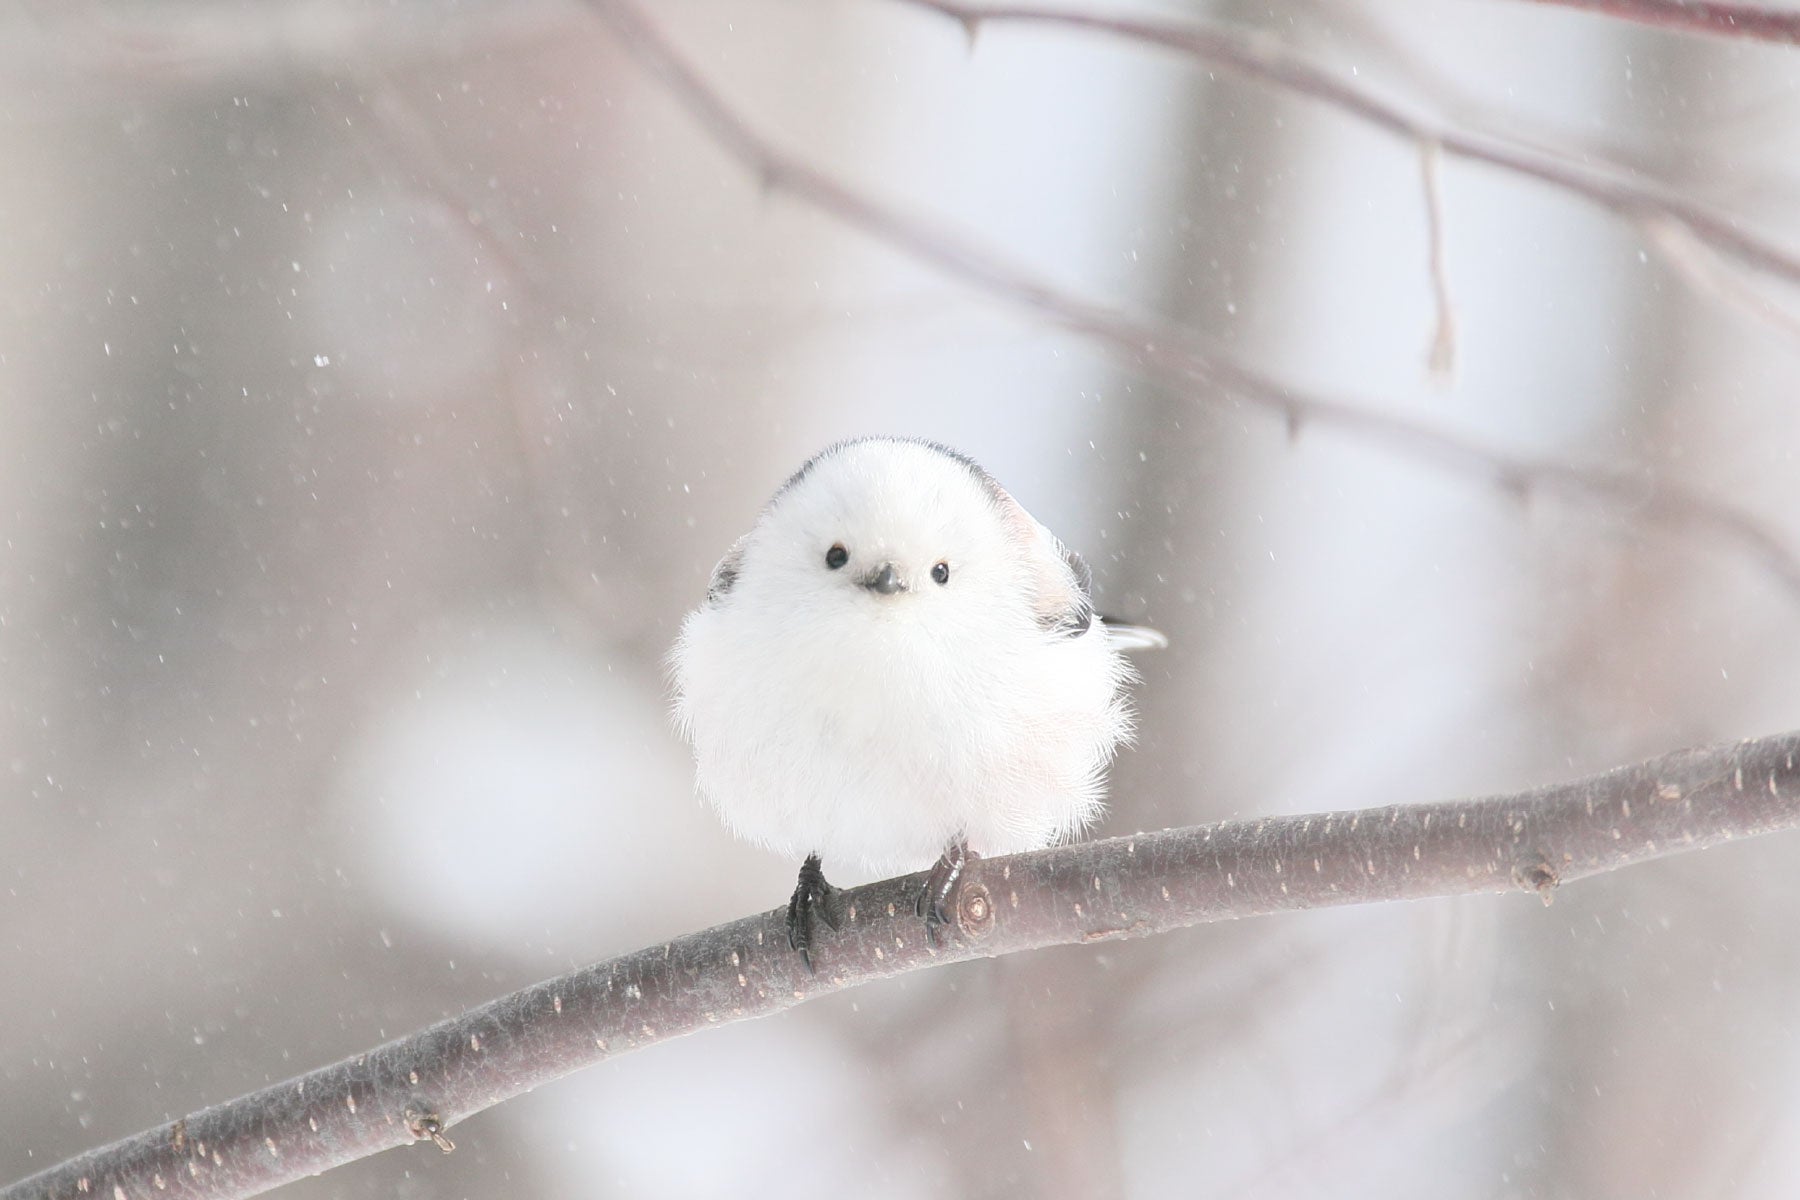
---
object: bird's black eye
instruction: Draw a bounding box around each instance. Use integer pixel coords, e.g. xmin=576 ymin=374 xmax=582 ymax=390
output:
xmin=825 ymin=543 xmax=849 ymax=570
xmin=931 ymin=561 xmax=950 ymax=586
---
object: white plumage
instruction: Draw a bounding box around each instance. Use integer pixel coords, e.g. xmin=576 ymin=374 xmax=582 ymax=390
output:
xmin=671 ymin=438 xmax=1151 ymax=881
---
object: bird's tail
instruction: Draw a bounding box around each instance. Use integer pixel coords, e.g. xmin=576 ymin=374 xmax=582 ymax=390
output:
xmin=1100 ymin=619 xmax=1169 ymax=652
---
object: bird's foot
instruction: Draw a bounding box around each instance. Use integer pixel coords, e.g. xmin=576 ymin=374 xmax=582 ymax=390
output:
xmin=917 ymin=840 xmax=977 ymax=944
xmin=786 ymin=853 xmax=840 ymax=972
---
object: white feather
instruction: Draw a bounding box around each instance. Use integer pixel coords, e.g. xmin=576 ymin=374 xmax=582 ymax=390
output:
xmin=671 ymin=438 xmax=1149 ymax=877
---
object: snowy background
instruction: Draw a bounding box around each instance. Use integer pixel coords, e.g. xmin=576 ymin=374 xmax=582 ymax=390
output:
xmin=6 ymin=1 xmax=1800 ymax=1197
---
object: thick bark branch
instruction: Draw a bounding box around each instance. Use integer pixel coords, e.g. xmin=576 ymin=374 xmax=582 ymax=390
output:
xmin=8 ymin=730 xmax=1800 ymax=1200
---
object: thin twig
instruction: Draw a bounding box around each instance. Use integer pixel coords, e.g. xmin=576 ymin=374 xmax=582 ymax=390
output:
xmin=1524 ymin=0 xmax=1800 ymax=45
xmin=1644 ymin=214 xmax=1800 ymax=345
xmin=8 ymin=729 xmax=1800 ymax=1200
xmin=581 ymin=0 xmax=1800 ymax=606
xmin=1420 ymin=138 xmax=1457 ymax=381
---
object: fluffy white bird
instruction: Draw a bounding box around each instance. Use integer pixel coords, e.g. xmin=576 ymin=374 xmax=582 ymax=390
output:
xmin=671 ymin=437 xmax=1163 ymax=965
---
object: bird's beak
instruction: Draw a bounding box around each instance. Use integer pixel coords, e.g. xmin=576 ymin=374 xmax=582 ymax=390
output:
xmin=863 ymin=563 xmax=905 ymax=595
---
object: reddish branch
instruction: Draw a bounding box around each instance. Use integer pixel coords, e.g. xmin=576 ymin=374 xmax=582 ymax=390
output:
xmin=8 ymin=730 xmax=1800 ymax=1200
xmin=1530 ymin=0 xmax=1800 ymax=44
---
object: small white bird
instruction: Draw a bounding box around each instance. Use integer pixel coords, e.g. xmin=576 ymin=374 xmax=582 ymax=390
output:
xmin=671 ymin=437 xmax=1163 ymax=965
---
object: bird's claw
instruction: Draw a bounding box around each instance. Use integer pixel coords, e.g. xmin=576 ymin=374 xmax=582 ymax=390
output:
xmin=916 ymin=841 xmax=974 ymax=944
xmin=786 ymin=853 xmax=840 ymax=972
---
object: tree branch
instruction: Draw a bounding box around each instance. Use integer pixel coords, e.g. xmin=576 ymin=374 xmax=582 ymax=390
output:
xmin=18 ymin=0 xmax=1799 ymax=292
xmin=9 ymin=729 xmax=1800 ymax=1200
xmin=1522 ymin=0 xmax=1800 ymax=45
xmin=581 ymin=0 xmax=1800 ymax=607
xmin=889 ymin=0 xmax=1800 ymax=291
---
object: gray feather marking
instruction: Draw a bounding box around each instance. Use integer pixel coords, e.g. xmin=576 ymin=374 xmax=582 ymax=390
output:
xmin=771 ymin=436 xmax=1005 ymax=508
xmin=707 ymin=536 xmax=748 ymax=604
xmin=1045 ymin=543 xmax=1096 ymax=638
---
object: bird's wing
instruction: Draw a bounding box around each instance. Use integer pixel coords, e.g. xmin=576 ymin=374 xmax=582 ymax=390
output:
xmin=1043 ymin=540 xmax=1098 ymax=638
xmin=706 ymin=534 xmax=749 ymax=604
xmin=988 ymin=488 xmax=1096 ymax=638
xmin=991 ymin=488 xmax=1169 ymax=649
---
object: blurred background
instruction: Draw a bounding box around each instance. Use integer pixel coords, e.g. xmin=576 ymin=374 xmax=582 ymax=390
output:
xmin=5 ymin=1 xmax=1800 ymax=1196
